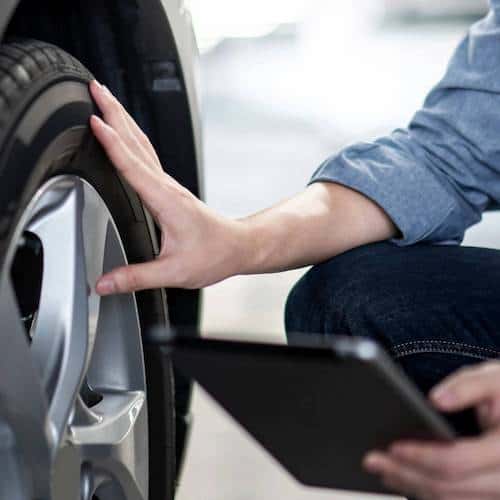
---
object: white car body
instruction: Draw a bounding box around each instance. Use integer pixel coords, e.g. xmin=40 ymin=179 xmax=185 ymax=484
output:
xmin=161 ymin=0 xmax=204 ymax=195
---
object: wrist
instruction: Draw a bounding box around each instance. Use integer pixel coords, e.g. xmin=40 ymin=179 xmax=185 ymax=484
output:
xmin=229 ymin=216 xmax=264 ymax=275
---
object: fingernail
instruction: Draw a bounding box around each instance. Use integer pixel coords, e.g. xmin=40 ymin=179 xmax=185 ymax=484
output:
xmin=96 ymin=277 xmax=115 ymax=295
xmin=431 ymin=387 xmax=455 ymax=406
xmin=102 ymin=85 xmax=112 ymax=96
xmin=93 ymin=79 xmax=102 ymax=88
xmin=91 ymin=115 xmax=113 ymax=134
xmin=90 ymin=115 xmax=104 ymax=127
xmin=363 ymin=453 xmax=381 ymax=470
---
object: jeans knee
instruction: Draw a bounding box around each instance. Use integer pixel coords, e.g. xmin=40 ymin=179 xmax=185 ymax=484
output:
xmin=284 ymin=270 xmax=319 ymax=337
xmin=285 ymin=259 xmax=347 ymax=339
xmin=284 ymin=243 xmax=407 ymax=342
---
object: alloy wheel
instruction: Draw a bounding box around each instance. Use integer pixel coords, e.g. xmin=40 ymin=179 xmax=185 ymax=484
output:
xmin=3 ymin=175 xmax=149 ymax=500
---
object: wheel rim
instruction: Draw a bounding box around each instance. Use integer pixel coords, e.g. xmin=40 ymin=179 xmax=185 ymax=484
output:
xmin=7 ymin=175 xmax=149 ymax=500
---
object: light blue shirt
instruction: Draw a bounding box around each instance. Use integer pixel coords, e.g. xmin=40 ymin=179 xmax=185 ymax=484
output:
xmin=311 ymin=1 xmax=500 ymax=245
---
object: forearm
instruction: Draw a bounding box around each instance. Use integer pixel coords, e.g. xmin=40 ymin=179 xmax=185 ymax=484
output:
xmin=238 ymin=182 xmax=397 ymax=274
xmin=90 ymin=81 xmax=397 ymax=293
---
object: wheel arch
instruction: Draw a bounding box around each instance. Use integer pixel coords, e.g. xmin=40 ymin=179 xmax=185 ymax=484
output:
xmin=0 ymin=0 xmax=203 ymax=329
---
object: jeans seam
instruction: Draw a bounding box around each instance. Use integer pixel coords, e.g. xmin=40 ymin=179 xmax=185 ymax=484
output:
xmin=391 ymin=340 xmax=500 ymax=361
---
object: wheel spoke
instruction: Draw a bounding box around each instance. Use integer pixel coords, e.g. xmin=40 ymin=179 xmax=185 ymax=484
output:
xmin=69 ymin=391 xmax=148 ymax=500
xmin=0 ymin=277 xmax=51 ymax=499
xmin=87 ymin=286 xmax=146 ymax=393
xmin=82 ymin=185 xmax=110 ymax=357
xmin=84 ymin=189 xmax=146 ymax=394
xmin=27 ymin=178 xmax=89 ymax=449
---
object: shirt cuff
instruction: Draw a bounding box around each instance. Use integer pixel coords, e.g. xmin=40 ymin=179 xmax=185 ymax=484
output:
xmin=309 ymin=138 xmax=460 ymax=246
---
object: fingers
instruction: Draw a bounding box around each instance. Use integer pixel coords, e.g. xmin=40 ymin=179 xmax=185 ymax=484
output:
xmin=96 ymin=259 xmax=169 ymax=295
xmin=430 ymin=362 xmax=500 ymax=413
xmin=364 ymin=451 xmax=492 ymax=500
xmin=96 ymin=252 xmax=200 ymax=294
xmin=89 ymin=80 xmax=161 ymax=171
xmin=388 ymin=434 xmax=500 ymax=480
xmin=364 ymin=452 xmax=446 ymax=499
xmin=90 ymin=115 xmax=166 ymax=216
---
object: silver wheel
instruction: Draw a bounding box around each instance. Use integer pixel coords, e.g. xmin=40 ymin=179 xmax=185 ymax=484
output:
xmin=3 ymin=175 xmax=148 ymax=500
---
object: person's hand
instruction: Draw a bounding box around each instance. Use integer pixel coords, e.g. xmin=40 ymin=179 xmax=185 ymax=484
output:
xmin=363 ymin=361 xmax=500 ymax=499
xmin=89 ymin=80 xmax=249 ymax=294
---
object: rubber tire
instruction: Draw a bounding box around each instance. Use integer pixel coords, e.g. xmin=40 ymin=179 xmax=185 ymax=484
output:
xmin=0 ymin=39 xmax=176 ymax=499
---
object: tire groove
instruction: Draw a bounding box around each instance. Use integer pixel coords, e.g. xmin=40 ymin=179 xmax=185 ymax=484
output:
xmin=0 ymin=39 xmax=92 ymax=128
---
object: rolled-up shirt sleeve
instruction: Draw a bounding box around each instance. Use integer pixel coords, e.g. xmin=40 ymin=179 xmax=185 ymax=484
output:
xmin=311 ymin=5 xmax=500 ymax=246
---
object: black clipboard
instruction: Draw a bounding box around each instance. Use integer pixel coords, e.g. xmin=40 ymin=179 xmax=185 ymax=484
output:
xmin=162 ymin=332 xmax=455 ymax=495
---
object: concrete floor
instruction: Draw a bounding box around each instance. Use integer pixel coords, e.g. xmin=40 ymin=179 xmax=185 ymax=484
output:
xmin=176 ymin=4 xmax=498 ymax=499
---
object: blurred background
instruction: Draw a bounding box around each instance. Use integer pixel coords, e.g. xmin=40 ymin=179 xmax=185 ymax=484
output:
xmin=176 ymin=1 xmax=492 ymax=499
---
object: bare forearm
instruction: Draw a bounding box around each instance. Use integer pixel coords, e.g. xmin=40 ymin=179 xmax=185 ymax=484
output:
xmin=91 ymin=82 xmax=397 ymax=293
xmin=238 ymin=182 xmax=397 ymax=274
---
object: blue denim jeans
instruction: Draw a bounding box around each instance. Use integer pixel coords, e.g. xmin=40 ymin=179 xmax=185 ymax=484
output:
xmin=285 ymin=242 xmax=500 ymax=434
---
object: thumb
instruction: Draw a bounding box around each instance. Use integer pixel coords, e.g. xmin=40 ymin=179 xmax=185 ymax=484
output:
xmin=96 ymin=259 xmax=169 ymax=295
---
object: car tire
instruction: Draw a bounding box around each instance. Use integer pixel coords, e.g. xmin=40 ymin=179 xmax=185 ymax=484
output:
xmin=0 ymin=39 xmax=176 ymax=499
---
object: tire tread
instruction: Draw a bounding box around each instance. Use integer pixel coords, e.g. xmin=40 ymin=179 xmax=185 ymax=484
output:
xmin=0 ymin=39 xmax=91 ymax=129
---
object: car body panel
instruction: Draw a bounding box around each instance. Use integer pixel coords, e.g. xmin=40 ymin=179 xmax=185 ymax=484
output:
xmin=161 ymin=0 xmax=204 ymax=197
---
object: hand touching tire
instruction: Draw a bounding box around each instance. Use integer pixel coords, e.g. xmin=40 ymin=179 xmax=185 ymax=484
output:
xmin=89 ymin=79 xmax=397 ymax=294
xmin=89 ymin=80 xmax=249 ymax=295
